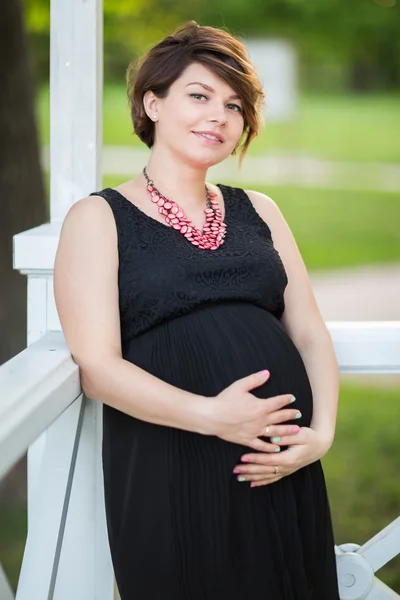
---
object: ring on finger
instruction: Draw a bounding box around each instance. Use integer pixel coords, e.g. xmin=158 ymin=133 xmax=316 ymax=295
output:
xmin=265 ymin=425 xmax=270 ymax=436
xmin=273 ymin=465 xmax=280 ymax=475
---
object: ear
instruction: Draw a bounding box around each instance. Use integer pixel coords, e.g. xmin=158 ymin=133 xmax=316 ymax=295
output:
xmin=143 ymin=91 xmax=159 ymax=120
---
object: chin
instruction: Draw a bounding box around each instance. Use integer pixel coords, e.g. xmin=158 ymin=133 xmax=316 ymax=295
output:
xmin=186 ymin=149 xmax=232 ymax=169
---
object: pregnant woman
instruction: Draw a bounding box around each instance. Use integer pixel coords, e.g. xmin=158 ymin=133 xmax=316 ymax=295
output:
xmin=54 ymin=21 xmax=340 ymax=599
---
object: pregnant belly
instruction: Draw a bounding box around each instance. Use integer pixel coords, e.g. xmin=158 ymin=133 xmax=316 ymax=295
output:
xmin=103 ymin=303 xmax=317 ymax=597
xmin=103 ymin=301 xmax=314 ymax=567
xmin=123 ymin=301 xmax=313 ymax=428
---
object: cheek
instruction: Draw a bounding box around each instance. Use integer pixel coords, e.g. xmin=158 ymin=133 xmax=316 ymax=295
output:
xmin=236 ymin=116 xmax=245 ymax=137
xmin=230 ymin=119 xmax=245 ymax=148
xmin=158 ymin=117 xmax=187 ymax=145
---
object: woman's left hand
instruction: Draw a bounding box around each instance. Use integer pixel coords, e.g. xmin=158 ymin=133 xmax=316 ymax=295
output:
xmin=232 ymin=427 xmax=333 ymax=487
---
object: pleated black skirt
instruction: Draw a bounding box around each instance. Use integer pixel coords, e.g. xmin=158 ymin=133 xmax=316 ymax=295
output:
xmin=102 ymin=301 xmax=340 ymax=599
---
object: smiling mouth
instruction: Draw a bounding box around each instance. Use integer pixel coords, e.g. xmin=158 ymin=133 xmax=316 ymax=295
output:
xmin=193 ymin=132 xmax=224 ymax=143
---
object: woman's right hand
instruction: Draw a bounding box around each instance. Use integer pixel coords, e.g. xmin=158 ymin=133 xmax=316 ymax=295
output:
xmin=208 ymin=370 xmax=301 ymax=452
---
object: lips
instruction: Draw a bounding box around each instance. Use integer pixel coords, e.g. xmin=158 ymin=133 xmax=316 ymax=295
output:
xmin=193 ymin=131 xmax=225 ymax=143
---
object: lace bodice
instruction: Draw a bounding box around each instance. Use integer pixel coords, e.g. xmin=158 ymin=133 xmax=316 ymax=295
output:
xmin=89 ymin=185 xmax=288 ymax=352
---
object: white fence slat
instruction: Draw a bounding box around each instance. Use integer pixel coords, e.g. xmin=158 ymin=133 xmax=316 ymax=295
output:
xmin=16 ymin=397 xmax=84 ymax=599
xmin=329 ymin=322 xmax=400 ymax=374
xmin=46 ymin=276 xmax=61 ymax=332
xmin=0 ymin=332 xmax=81 ymax=482
xmin=366 ymin=578 xmax=400 ymax=599
xmin=13 ymin=223 xmax=61 ymax=273
xmin=26 ymin=276 xmax=57 ymax=523
xmin=26 ymin=277 xmax=47 ymax=343
xmin=359 ymin=518 xmax=400 ymax=574
xmin=53 ymin=398 xmax=113 ymax=599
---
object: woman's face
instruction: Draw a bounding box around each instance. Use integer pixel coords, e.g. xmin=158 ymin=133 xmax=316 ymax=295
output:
xmin=145 ymin=62 xmax=245 ymax=168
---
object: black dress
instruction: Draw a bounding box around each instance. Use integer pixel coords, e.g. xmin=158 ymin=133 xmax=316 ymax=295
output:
xmin=90 ymin=185 xmax=340 ymax=600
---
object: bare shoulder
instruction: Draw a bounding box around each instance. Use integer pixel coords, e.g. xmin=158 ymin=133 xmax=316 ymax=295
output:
xmin=59 ymin=194 xmax=117 ymax=243
xmin=244 ymin=189 xmax=282 ymax=221
xmin=55 ymin=194 xmax=119 ymax=280
xmin=63 ymin=194 xmax=114 ymax=224
xmin=243 ymin=188 xmax=290 ymax=240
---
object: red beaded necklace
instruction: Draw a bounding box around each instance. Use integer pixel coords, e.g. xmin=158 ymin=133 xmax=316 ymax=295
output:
xmin=143 ymin=167 xmax=226 ymax=250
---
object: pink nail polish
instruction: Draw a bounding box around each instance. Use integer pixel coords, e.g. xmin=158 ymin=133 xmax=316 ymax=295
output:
xmin=241 ymin=457 xmax=249 ymax=462
xmin=233 ymin=468 xmax=240 ymax=474
xmin=250 ymin=483 xmax=257 ymax=487
xmin=292 ymin=426 xmax=300 ymax=433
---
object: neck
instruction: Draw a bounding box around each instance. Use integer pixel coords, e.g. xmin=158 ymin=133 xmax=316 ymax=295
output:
xmin=143 ymin=146 xmax=211 ymax=210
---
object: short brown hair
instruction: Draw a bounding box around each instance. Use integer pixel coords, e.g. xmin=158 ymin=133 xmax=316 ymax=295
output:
xmin=127 ymin=21 xmax=265 ymax=166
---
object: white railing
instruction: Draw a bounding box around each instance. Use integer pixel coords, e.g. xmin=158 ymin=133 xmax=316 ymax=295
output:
xmin=0 ymin=331 xmax=113 ymax=599
xmin=0 ymin=323 xmax=399 ymax=599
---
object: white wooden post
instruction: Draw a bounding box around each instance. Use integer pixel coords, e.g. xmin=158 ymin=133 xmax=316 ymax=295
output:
xmin=13 ymin=0 xmax=114 ymax=597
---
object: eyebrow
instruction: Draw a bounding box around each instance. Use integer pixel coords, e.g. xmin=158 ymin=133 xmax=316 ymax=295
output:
xmin=185 ymin=81 xmax=241 ymax=101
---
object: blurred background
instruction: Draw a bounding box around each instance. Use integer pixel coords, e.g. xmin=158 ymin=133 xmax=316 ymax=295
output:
xmin=1 ymin=0 xmax=399 ymax=594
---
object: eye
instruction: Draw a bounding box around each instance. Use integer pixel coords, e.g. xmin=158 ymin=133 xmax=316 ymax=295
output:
xmin=189 ymin=93 xmax=243 ymax=113
xmin=227 ymin=103 xmax=243 ymax=113
xmin=189 ymin=93 xmax=208 ymax=101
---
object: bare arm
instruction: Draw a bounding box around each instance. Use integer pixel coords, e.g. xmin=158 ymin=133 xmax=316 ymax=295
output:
xmin=245 ymin=190 xmax=339 ymax=447
xmin=54 ymin=196 xmax=212 ymax=434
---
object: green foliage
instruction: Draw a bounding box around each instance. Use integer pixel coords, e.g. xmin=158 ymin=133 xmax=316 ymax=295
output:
xmin=254 ymin=185 xmax=400 ymax=270
xmin=323 ymin=380 xmax=400 ymax=591
xmin=23 ymin=0 xmax=49 ymax=33
xmin=0 ymin=507 xmax=26 ymax=592
xmin=24 ymin=0 xmax=400 ymax=89
xmin=198 ymin=0 xmax=400 ymax=89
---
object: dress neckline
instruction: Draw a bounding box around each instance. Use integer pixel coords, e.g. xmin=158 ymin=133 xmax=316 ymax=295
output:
xmin=106 ymin=184 xmax=229 ymax=233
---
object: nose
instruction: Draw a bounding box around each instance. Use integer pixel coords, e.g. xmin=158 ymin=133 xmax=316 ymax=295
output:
xmin=208 ymin=104 xmax=227 ymax=126
xmin=208 ymin=116 xmax=227 ymax=127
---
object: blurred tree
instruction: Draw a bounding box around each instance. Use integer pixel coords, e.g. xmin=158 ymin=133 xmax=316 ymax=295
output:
xmin=197 ymin=0 xmax=400 ymax=90
xmin=0 ymin=0 xmax=47 ymax=589
xmin=24 ymin=0 xmax=400 ymax=89
xmin=24 ymin=0 xmax=192 ymax=79
xmin=1 ymin=0 xmax=47 ymax=366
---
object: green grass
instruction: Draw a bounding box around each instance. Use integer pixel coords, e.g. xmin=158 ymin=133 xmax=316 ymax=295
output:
xmin=250 ymin=93 xmax=400 ymax=163
xmin=102 ymin=175 xmax=400 ymax=271
xmin=256 ymin=184 xmax=400 ymax=270
xmin=0 ymin=506 xmax=26 ymax=591
xmin=36 ymin=84 xmax=400 ymax=163
xmin=1 ymin=382 xmax=399 ymax=592
xmin=323 ymin=380 xmax=400 ymax=592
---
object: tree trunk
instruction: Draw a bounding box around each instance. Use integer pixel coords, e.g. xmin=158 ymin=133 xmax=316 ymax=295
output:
xmin=0 ymin=4 xmax=48 ymax=585
xmin=0 ymin=0 xmax=48 ymax=367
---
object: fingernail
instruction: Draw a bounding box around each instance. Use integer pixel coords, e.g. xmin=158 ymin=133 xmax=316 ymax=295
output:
xmin=290 ymin=396 xmax=296 ymax=403
xmin=274 ymin=447 xmax=281 ymax=452
xmin=241 ymin=457 xmax=249 ymax=462
xmin=233 ymin=468 xmax=240 ymax=474
xmin=238 ymin=476 xmax=246 ymax=482
xmin=292 ymin=426 xmax=300 ymax=433
xmin=296 ymin=412 xmax=302 ymax=419
xmin=271 ymin=436 xmax=281 ymax=443
xmin=250 ymin=483 xmax=257 ymax=487
xmin=259 ymin=370 xmax=269 ymax=377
